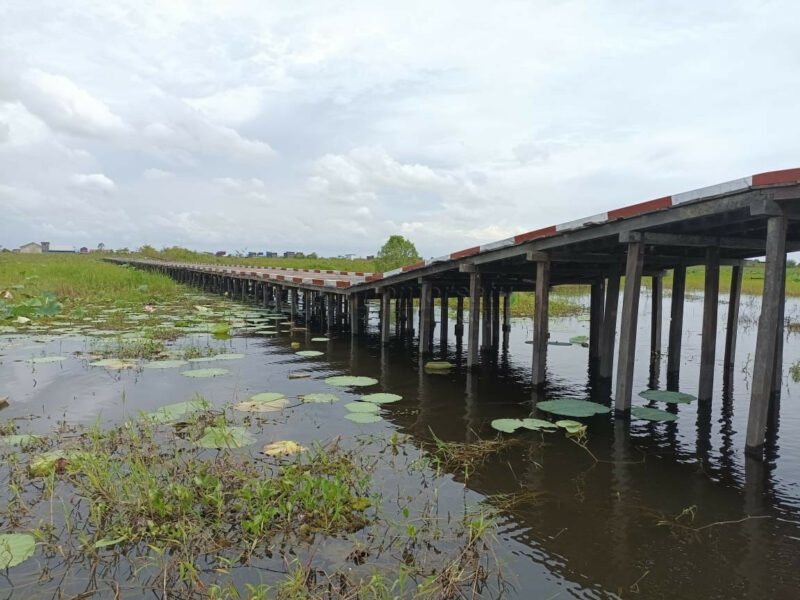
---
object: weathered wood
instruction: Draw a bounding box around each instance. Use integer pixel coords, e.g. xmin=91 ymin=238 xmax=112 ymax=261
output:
xmin=620 ymin=231 xmax=770 ymax=251
xmin=598 ymin=269 xmax=621 ymax=379
xmin=502 ymin=290 xmax=511 ymax=350
xmin=667 ymin=265 xmax=686 ymax=383
xmin=589 ymin=279 xmax=605 ymax=362
xmin=532 ymin=260 xmax=550 ymax=387
xmin=614 ymin=242 xmax=644 ymax=413
xmin=381 ymin=289 xmax=391 ymax=345
xmin=440 ymin=287 xmax=449 ymax=348
xmin=772 ymin=249 xmax=787 ymax=398
xmin=698 ymin=246 xmax=720 ymax=402
xmin=419 ymin=282 xmax=432 ymax=356
xmin=455 ymin=295 xmax=464 ymax=337
xmin=747 ymin=215 xmax=787 ymax=456
xmin=467 ymin=273 xmax=481 ymax=369
xmin=651 ymin=275 xmax=663 ymax=359
xmin=350 ymin=294 xmax=359 ymax=336
xmin=491 ymin=288 xmax=500 ymax=350
xmin=723 ymin=265 xmax=743 ymax=371
xmin=481 ymin=287 xmax=491 ymax=351
xmin=406 ymin=291 xmax=415 ymax=335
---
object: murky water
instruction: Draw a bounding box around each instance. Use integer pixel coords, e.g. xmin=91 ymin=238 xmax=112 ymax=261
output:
xmin=2 ymin=290 xmax=800 ymax=599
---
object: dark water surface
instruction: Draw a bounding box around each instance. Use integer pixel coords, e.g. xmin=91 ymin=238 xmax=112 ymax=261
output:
xmin=1 ymin=290 xmax=800 ymax=599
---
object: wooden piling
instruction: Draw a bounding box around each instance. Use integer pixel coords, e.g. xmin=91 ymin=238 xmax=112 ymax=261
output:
xmin=723 ymin=265 xmax=743 ymax=372
xmin=467 ymin=273 xmax=481 ymax=369
xmin=747 ymin=215 xmax=787 ymax=456
xmin=589 ymin=279 xmax=605 ymax=363
xmin=651 ymin=275 xmax=663 ymax=359
xmin=667 ymin=265 xmax=686 ymax=383
xmin=502 ymin=290 xmax=511 ymax=350
xmin=481 ymin=287 xmax=491 ymax=351
xmin=419 ymin=282 xmax=432 ymax=356
xmin=532 ymin=259 xmax=550 ymax=387
xmin=614 ymin=242 xmax=644 ymax=413
xmin=440 ymin=287 xmax=449 ymax=349
xmin=455 ymin=295 xmax=464 ymax=338
xmin=491 ymin=288 xmax=500 ymax=350
xmin=350 ymin=294 xmax=359 ymax=336
xmin=773 ymin=259 xmax=787 ymax=399
xmin=599 ymin=269 xmax=621 ymax=379
xmin=381 ymin=289 xmax=391 ymax=345
xmin=698 ymin=247 xmax=720 ymax=402
xmin=406 ymin=290 xmax=415 ymax=335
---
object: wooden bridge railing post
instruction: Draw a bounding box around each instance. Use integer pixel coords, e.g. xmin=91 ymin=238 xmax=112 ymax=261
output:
xmin=599 ymin=268 xmax=621 ymax=379
xmin=699 ymin=246 xmax=720 ymax=402
xmin=614 ymin=241 xmax=644 ymax=414
xmin=723 ymin=264 xmax=743 ymax=372
xmin=532 ymin=259 xmax=550 ymax=387
xmin=747 ymin=214 xmax=787 ymax=456
xmin=467 ymin=272 xmax=481 ymax=369
xmin=667 ymin=265 xmax=686 ymax=389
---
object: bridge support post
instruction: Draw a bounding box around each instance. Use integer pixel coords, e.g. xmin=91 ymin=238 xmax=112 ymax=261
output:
xmin=502 ymin=290 xmax=511 ymax=351
xmin=326 ymin=293 xmax=334 ymax=333
xmin=406 ymin=291 xmax=415 ymax=335
xmin=381 ymin=290 xmax=391 ymax=345
xmin=395 ymin=294 xmax=402 ymax=335
xmin=699 ymin=247 xmax=720 ymax=402
xmin=747 ymin=214 xmax=787 ymax=456
xmin=651 ymin=274 xmax=663 ymax=360
xmin=599 ymin=268 xmax=621 ymax=379
xmin=614 ymin=241 xmax=644 ymax=414
xmin=773 ymin=260 xmax=787 ymax=400
xmin=532 ymin=259 xmax=550 ymax=387
xmin=467 ymin=273 xmax=481 ymax=369
xmin=440 ymin=287 xmax=449 ymax=350
xmin=589 ymin=279 xmax=605 ymax=364
xmin=491 ymin=289 xmax=500 ymax=351
xmin=667 ymin=265 xmax=686 ymax=389
xmin=723 ymin=265 xmax=743 ymax=373
xmin=419 ymin=282 xmax=433 ymax=356
xmin=455 ymin=295 xmax=464 ymax=338
xmin=481 ymin=287 xmax=491 ymax=352
xmin=350 ymin=294 xmax=359 ymax=336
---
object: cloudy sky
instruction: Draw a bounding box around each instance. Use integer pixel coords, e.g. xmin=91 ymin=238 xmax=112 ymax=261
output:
xmin=1 ymin=1 xmax=797 ymax=257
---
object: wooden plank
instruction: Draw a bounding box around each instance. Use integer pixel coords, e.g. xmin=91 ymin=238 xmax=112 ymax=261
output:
xmin=598 ymin=269 xmax=621 ymax=379
xmin=651 ymin=275 xmax=663 ymax=359
xmin=723 ymin=265 xmax=743 ymax=371
xmin=747 ymin=215 xmax=787 ymax=455
xmin=667 ymin=265 xmax=686 ymax=383
xmin=589 ymin=279 xmax=605 ymax=362
xmin=467 ymin=273 xmax=481 ymax=368
xmin=532 ymin=260 xmax=550 ymax=387
xmin=621 ymin=231 xmax=769 ymax=251
xmin=614 ymin=242 xmax=644 ymax=413
xmin=698 ymin=246 xmax=720 ymax=402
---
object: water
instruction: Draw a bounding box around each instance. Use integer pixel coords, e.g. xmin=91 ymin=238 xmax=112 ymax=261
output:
xmin=1 ymin=290 xmax=800 ymax=599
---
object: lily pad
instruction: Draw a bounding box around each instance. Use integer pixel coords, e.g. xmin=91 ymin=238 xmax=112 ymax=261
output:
xmin=535 ymin=398 xmax=610 ymax=418
xmin=0 ymin=434 xmax=41 ymax=446
xmin=27 ymin=356 xmax=66 ymax=364
xmin=555 ymin=419 xmax=587 ymax=434
xmin=490 ymin=418 xmax=557 ymax=433
xmin=143 ymin=359 xmax=189 ymax=369
xmin=301 ymin=393 xmax=339 ymax=403
xmin=344 ymin=413 xmax=383 ymax=424
xmin=196 ymin=425 xmax=256 ymax=449
xmin=296 ymin=350 xmax=324 ymax=357
xmin=424 ymin=361 xmax=452 ymax=370
xmin=548 ymin=341 xmax=572 ymax=347
xmin=234 ymin=394 xmax=290 ymax=412
xmin=569 ymin=335 xmax=589 ymax=345
xmin=311 ymin=337 xmax=330 ymax=342
xmin=0 ymin=533 xmax=36 ymax=569
xmin=146 ymin=399 xmax=210 ymax=423
xmin=262 ymin=440 xmax=307 ymax=456
xmin=181 ymin=368 xmax=229 ymax=378
xmin=211 ymin=353 xmax=245 ymax=361
xmin=289 ymin=372 xmax=312 ymax=379
xmin=361 ymin=393 xmax=402 ymax=404
xmin=89 ymin=358 xmax=137 ymax=370
xmin=29 ymin=450 xmax=68 ymax=476
xmin=631 ymin=406 xmax=678 ymax=422
xmin=325 ymin=375 xmax=378 ymax=387
xmin=345 ymin=402 xmax=380 ymax=413
xmin=638 ymin=390 xmax=696 ymax=404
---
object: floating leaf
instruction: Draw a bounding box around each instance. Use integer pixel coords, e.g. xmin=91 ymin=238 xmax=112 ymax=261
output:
xmin=0 ymin=434 xmax=41 ymax=446
xmin=521 ymin=418 xmax=558 ymax=431
xmin=289 ymin=372 xmax=312 ymax=379
xmin=548 ymin=341 xmax=572 ymax=347
xmin=181 ymin=368 xmax=229 ymax=378
xmin=424 ymin=361 xmax=452 ymax=371
xmin=301 ymin=393 xmax=339 ymax=403
xmin=325 ymin=375 xmax=378 ymax=387
xmin=311 ymin=337 xmax=330 ymax=342
xmin=143 ymin=359 xmax=189 ymax=369
xmin=27 ymin=356 xmax=66 ymax=364
xmin=638 ymin=390 xmax=696 ymax=404
xmin=234 ymin=395 xmax=290 ymax=412
xmin=262 ymin=440 xmax=307 ymax=456
xmin=29 ymin=450 xmax=68 ymax=476
xmin=89 ymin=359 xmax=137 ymax=370
xmin=196 ymin=425 xmax=256 ymax=448
xmin=361 ymin=393 xmax=402 ymax=404
xmin=631 ymin=406 xmax=678 ymax=422
xmin=296 ymin=350 xmax=324 ymax=357
xmin=145 ymin=399 xmax=209 ymax=423
xmin=0 ymin=533 xmax=36 ymax=569
xmin=535 ymin=398 xmax=610 ymax=418
xmin=555 ymin=419 xmax=587 ymax=434
xmin=491 ymin=418 xmax=556 ymax=433
xmin=344 ymin=413 xmax=383 ymax=424
xmin=211 ymin=353 xmax=245 ymax=361
xmin=291 ymin=342 xmax=301 ymax=349
xmin=345 ymin=402 xmax=380 ymax=413
xmin=569 ymin=335 xmax=589 ymax=345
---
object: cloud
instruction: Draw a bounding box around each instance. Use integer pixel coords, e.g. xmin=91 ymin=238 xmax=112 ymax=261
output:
xmin=70 ymin=173 xmax=116 ymax=193
xmin=143 ymin=168 xmax=174 ymax=180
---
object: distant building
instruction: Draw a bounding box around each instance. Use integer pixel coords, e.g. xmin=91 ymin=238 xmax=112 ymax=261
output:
xmin=247 ymin=252 xmax=258 ymax=258
xmin=265 ymin=251 xmax=278 ymax=258
xmin=80 ymin=247 xmax=89 ymax=254
xmin=366 ymin=255 xmax=375 ymax=260
xmin=19 ymin=242 xmax=42 ymax=254
xmin=283 ymin=251 xmax=298 ymax=258
xmin=215 ymin=251 xmax=227 ymax=257
xmin=46 ymin=244 xmax=75 ymax=253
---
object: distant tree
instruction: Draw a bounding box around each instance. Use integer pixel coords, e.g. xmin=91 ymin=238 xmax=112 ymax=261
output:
xmin=787 ymin=259 xmax=797 ymax=269
xmin=376 ymin=235 xmax=420 ymax=271
xmin=97 ymin=242 xmax=105 ymax=251
xmin=306 ymin=252 xmax=318 ymax=259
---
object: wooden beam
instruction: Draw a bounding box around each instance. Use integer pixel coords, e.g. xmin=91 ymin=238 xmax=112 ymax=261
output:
xmin=532 ymin=260 xmax=550 ymax=387
xmin=614 ymin=242 xmax=644 ymax=413
xmin=698 ymin=247 xmax=720 ymax=402
xmin=621 ymin=231 xmax=768 ymax=251
xmin=481 ymin=286 xmax=491 ymax=351
xmin=723 ymin=265 xmax=743 ymax=371
xmin=455 ymin=294 xmax=465 ymax=337
xmin=467 ymin=273 xmax=481 ymax=368
xmin=747 ymin=215 xmax=787 ymax=456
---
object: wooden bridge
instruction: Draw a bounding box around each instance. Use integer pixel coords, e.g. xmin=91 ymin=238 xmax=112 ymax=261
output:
xmin=114 ymin=167 xmax=800 ymax=459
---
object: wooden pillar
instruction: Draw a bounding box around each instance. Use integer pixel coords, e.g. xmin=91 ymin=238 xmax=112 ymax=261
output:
xmin=667 ymin=265 xmax=686 ymax=382
xmin=491 ymin=289 xmax=500 ymax=350
xmin=419 ymin=282 xmax=432 ymax=356
xmin=381 ymin=289 xmax=391 ymax=345
xmin=406 ymin=291 xmax=415 ymax=335
xmin=350 ymin=294 xmax=359 ymax=336
xmin=395 ymin=294 xmax=402 ymax=335
xmin=502 ymin=290 xmax=511 ymax=350
xmin=599 ymin=269 xmax=621 ymax=379
xmin=532 ymin=260 xmax=550 ymax=387
xmin=589 ymin=279 xmax=605 ymax=363
xmin=651 ymin=275 xmax=663 ymax=359
xmin=326 ymin=293 xmax=335 ymax=332
xmin=772 ymin=260 xmax=787 ymax=399
xmin=481 ymin=287 xmax=491 ymax=351
xmin=747 ymin=215 xmax=787 ymax=456
xmin=440 ymin=287 xmax=449 ymax=348
xmin=614 ymin=242 xmax=644 ymax=414
xmin=723 ymin=265 xmax=743 ymax=372
xmin=698 ymin=247 xmax=720 ymax=402
xmin=467 ymin=273 xmax=481 ymax=368
xmin=455 ymin=295 xmax=465 ymax=337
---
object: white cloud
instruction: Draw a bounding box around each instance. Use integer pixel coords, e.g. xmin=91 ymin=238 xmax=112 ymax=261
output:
xmin=70 ymin=173 xmax=116 ymax=193
xmin=143 ymin=168 xmax=174 ymax=180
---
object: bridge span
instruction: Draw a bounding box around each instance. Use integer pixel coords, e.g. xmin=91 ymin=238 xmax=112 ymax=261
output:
xmin=114 ymin=167 xmax=800 ymax=458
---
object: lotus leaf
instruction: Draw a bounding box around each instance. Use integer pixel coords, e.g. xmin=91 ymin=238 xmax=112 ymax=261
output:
xmin=27 ymin=356 xmax=66 ymax=364
xmin=289 ymin=372 xmax=312 ymax=379
xmin=262 ymin=440 xmax=307 ymax=456
xmin=234 ymin=395 xmax=290 ymax=412
xmin=196 ymin=425 xmax=256 ymax=449
xmin=181 ymin=368 xmax=229 ymax=378
xmin=424 ymin=361 xmax=452 ymax=370
xmin=296 ymin=350 xmax=324 ymax=357
xmin=0 ymin=434 xmax=41 ymax=446
xmin=146 ymin=399 xmax=209 ymax=423
xmin=301 ymin=393 xmax=339 ymax=403
xmin=638 ymin=390 xmax=696 ymax=404
xmin=555 ymin=419 xmax=587 ymax=434
xmin=569 ymin=335 xmax=589 ymax=345
xmin=0 ymin=533 xmax=36 ymax=569
xmin=344 ymin=412 xmax=383 ymax=424
xmin=361 ymin=393 xmax=402 ymax=404
xmin=89 ymin=359 xmax=137 ymax=370
xmin=535 ymin=398 xmax=610 ymax=417
xmin=345 ymin=402 xmax=380 ymax=413
xmin=291 ymin=342 xmax=301 ymax=349
xmin=311 ymin=337 xmax=330 ymax=342
xmin=325 ymin=375 xmax=378 ymax=387
xmin=548 ymin=341 xmax=572 ymax=347
xmin=143 ymin=359 xmax=189 ymax=369
xmin=491 ymin=418 xmax=557 ymax=433
xmin=631 ymin=406 xmax=678 ymax=422
xmin=28 ymin=449 xmax=72 ymax=476
xmin=212 ymin=353 xmax=245 ymax=361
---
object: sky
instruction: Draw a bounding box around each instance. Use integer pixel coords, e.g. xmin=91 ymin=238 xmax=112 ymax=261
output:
xmin=1 ymin=0 xmax=798 ymax=258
